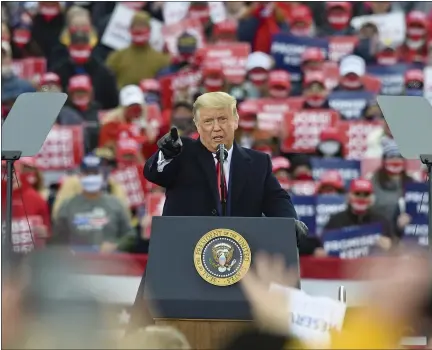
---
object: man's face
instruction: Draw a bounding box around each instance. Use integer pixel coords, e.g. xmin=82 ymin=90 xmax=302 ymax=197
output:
xmin=195 ymin=107 xmax=238 ymax=153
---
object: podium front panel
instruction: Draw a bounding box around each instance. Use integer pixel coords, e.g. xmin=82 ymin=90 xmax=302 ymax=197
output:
xmin=144 ymin=217 xmax=298 ymax=320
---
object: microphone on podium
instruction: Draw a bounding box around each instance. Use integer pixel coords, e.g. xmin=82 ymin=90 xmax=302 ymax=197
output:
xmin=216 ymin=144 xmax=228 ymax=162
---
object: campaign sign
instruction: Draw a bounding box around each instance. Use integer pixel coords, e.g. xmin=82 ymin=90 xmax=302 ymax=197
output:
xmin=338 ymin=120 xmax=383 ymax=160
xmin=403 ymin=216 xmax=428 ymax=248
xmin=12 ymin=57 xmax=46 ymax=81
xmin=110 ymin=165 xmax=146 ymax=208
xmin=405 ymin=89 xmax=424 ymax=96
xmin=2 ymin=216 xmax=45 ymax=254
xmin=270 ymin=34 xmax=328 ymax=82
xmin=291 ymin=195 xmax=316 ymax=235
xmin=328 ymin=36 xmax=358 ymax=62
xmin=201 ymin=43 xmax=250 ymax=84
xmin=311 ymin=157 xmax=361 ymax=186
xmin=290 ymin=181 xmax=317 ymax=196
xmin=35 ymin=125 xmax=84 ymax=171
xmin=404 ymin=182 xmax=428 ymax=218
xmin=144 ymin=192 xmax=166 ymax=238
xmin=315 ymin=195 xmax=347 ymax=237
xmin=282 ymin=109 xmax=340 ymax=153
xmin=255 ymin=97 xmax=304 ymax=114
xmin=366 ymin=64 xmax=411 ymax=96
xmin=159 ymin=68 xmax=202 ymax=109
xmin=322 ymin=224 xmax=383 ymax=259
xmin=328 ymin=90 xmax=376 ymax=120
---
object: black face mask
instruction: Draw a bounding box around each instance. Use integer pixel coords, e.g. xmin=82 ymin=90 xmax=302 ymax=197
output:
xmin=172 ymin=116 xmax=195 ymax=133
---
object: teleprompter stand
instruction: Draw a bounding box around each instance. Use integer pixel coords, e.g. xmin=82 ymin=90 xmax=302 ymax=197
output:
xmin=1 ymin=92 xmax=67 ymax=262
xmin=377 ymin=96 xmax=432 ymax=248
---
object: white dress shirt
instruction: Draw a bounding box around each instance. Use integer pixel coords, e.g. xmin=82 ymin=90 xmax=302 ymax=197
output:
xmin=157 ymin=146 xmax=234 ymax=187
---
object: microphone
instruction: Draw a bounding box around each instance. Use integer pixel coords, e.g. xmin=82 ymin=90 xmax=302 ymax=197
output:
xmin=216 ymin=144 xmax=228 ymax=162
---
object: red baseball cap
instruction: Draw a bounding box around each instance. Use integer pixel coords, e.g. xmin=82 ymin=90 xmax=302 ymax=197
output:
xmin=318 ymin=170 xmax=344 ymax=190
xmin=272 ymin=156 xmax=291 ymax=172
xmin=268 ymin=70 xmax=291 ymax=89
xmin=350 ymin=178 xmax=373 ymax=193
xmin=68 ymin=74 xmax=92 ymax=92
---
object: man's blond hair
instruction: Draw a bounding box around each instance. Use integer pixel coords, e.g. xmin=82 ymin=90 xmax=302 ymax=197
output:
xmin=120 ymin=325 xmax=191 ymax=349
xmin=193 ymin=92 xmax=239 ymax=123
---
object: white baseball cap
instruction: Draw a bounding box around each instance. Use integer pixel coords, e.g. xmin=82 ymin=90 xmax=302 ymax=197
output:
xmin=120 ymin=85 xmax=145 ymax=107
xmin=246 ymin=51 xmax=273 ymax=71
xmin=339 ymin=55 xmax=366 ymax=77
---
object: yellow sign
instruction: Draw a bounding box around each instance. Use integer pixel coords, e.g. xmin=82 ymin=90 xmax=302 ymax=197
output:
xmin=194 ymin=228 xmax=252 ymax=287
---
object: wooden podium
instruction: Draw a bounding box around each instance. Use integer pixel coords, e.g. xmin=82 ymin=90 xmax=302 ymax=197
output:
xmin=154 ymin=319 xmax=252 ymax=349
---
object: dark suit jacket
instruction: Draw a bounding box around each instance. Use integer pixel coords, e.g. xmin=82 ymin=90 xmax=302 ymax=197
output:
xmin=144 ymin=137 xmax=298 ymax=218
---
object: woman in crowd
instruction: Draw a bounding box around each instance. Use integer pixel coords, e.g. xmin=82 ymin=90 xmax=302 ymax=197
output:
xmin=369 ymin=140 xmax=415 ymax=222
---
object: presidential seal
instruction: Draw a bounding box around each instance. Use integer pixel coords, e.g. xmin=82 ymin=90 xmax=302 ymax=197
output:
xmin=194 ymin=229 xmax=252 ymax=287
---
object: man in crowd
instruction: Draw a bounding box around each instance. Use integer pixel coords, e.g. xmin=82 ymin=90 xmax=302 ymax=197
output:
xmin=52 ymin=154 xmax=133 ymax=253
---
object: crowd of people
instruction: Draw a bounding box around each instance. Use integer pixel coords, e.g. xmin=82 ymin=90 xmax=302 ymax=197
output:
xmin=1 ymin=1 xmax=432 ymax=255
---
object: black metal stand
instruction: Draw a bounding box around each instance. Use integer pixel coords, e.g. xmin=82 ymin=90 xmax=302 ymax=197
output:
xmin=420 ymin=155 xmax=432 ymax=249
xmin=1 ymin=150 xmax=22 ymax=261
xmin=216 ymin=145 xmax=228 ymax=217
xmin=219 ymin=159 xmax=227 ymax=217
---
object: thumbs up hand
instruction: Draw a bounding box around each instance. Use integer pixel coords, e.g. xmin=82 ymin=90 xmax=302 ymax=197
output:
xmin=156 ymin=127 xmax=183 ymax=159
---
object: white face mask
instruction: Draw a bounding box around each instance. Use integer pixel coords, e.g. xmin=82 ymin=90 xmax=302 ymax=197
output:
xmin=318 ymin=141 xmax=340 ymax=156
xmin=80 ymin=174 xmax=103 ymax=193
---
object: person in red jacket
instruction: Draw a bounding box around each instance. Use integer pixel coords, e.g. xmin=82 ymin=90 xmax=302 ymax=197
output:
xmin=1 ymin=168 xmax=50 ymax=253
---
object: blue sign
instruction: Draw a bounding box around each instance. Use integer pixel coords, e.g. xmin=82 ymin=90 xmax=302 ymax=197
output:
xmin=322 ymin=223 xmax=383 ymax=259
xmin=315 ymin=195 xmax=347 ymax=236
xmin=405 ymin=88 xmax=424 ymax=96
xmin=403 ymin=216 xmax=428 ymax=248
xmin=292 ymin=195 xmax=316 ymax=235
xmin=366 ymin=64 xmax=422 ymax=96
xmin=311 ymin=157 xmax=361 ymax=186
xmin=404 ymin=182 xmax=428 ymax=218
xmin=270 ymin=34 xmax=328 ymax=82
xmin=328 ymin=90 xmax=376 ymax=120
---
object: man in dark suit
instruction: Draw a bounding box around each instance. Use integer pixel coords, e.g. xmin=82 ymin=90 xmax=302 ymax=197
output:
xmin=144 ymin=91 xmax=298 ymax=218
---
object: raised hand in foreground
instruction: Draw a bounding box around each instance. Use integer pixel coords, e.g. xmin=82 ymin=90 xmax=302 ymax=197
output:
xmin=240 ymin=252 xmax=298 ymax=335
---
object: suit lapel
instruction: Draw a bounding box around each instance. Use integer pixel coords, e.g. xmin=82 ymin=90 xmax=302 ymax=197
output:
xmin=229 ymin=143 xmax=252 ymax=210
xmin=193 ymin=139 xmax=220 ymax=207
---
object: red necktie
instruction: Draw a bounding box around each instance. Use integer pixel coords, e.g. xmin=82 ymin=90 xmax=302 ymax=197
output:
xmin=215 ymin=160 xmax=227 ymax=200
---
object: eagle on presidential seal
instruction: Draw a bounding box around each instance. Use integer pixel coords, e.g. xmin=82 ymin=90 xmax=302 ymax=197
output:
xmin=209 ymin=242 xmax=237 ymax=273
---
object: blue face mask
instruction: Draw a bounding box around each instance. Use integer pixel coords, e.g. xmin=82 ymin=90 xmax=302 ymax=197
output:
xmin=80 ymin=174 xmax=103 ymax=193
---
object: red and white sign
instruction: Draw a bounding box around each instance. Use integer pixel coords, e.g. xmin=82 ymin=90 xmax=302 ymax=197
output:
xmin=328 ymin=36 xmax=358 ymax=62
xmin=159 ymin=69 xmax=202 ymax=109
xmin=338 ymin=120 xmax=384 ymax=160
xmin=323 ymin=61 xmax=340 ymax=90
xmin=12 ymin=57 xmax=46 ymax=82
xmin=35 ymin=125 xmax=84 ymax=171
xmin=144 ymin=192 xmax=165 ymax=237
xmin=4 ymin=215 xmax=45 ymax=254
xmin=162 ymin=18 xmax=205 ymax=56
xmin=111 ymin=165 xmax=146 ymax=208
xmin=255 ymin=97 xmax=305 ymax=114
xmin=201 ymin=43 xmax=250 ymax=84
xmin=290 ymin=181 xmax=317 ymax=196
xmin=282 ymin=109 xmax=340 ymax=153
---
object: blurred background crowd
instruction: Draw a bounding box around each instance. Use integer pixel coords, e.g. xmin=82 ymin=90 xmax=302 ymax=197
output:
xmin=2 ymin=0 xmax=432 ymax=257
xmin=2 ymin=1 xmax=432 ymax=349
